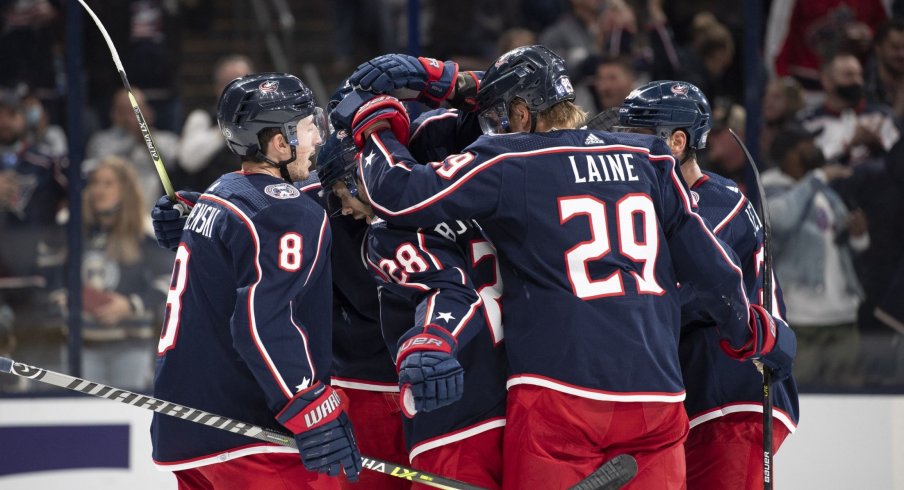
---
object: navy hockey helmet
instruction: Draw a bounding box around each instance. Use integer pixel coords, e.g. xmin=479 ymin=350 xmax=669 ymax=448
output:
xmin=617 ymin=80 xmax=712 ymax=150
xmin=475 ymin=45 xmax=575 ymax=134
xmin=216 ymin=72 xmax=327 ymax=161
xmin=316 ymin=128 xmax=361 ymax=215
xmin=317 ymin=128 xmax=359 ymax=192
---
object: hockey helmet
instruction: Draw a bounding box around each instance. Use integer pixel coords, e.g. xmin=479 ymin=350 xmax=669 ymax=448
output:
xmin=475 ymin=45 xmax=575 ymax=134
xmin=617 ymin=80 xmax=712 ymax=150
xmin=217 ymin=72 xmax=327 ymax=160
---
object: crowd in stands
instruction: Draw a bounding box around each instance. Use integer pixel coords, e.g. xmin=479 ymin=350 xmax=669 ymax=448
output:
xmin=1 ymin=0 xmax=903 ymax=392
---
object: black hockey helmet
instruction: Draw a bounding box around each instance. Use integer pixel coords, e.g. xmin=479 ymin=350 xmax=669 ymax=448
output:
xmin=216 ymin=72 xmax=327 ymax=162
xmin=617 ymin=80 xmax=712 ymax=150
xmin=475 ymin=45 xmax=575 ymax=134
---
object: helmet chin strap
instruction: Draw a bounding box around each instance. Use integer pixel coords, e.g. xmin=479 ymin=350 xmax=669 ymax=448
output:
xmin=256 ymin=145 xmax=298 ymax=183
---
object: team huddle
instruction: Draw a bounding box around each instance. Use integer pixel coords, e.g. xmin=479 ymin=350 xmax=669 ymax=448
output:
xmin=149 ymin=45 xmax=799 ymax=490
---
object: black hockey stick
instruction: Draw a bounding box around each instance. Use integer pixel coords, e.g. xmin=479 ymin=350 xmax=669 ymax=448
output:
xmin=727 ymin=129 xmax=775 ymax=490
xmin=77 ymin=0 xmax=176 ymax=201
xmin=0 ymin=357 xmax=485 ymax=490
xmin=583 ymin=107 xmax=620 ymax=131
xmin=568 ymin=454 xmax=638 ymax=490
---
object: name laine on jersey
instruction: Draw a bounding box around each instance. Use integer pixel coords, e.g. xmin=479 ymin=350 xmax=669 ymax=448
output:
xmin=185 ymin=202 xmax=222 ymax=238
xmin=569 ymin=153 xmax=640 ymax=184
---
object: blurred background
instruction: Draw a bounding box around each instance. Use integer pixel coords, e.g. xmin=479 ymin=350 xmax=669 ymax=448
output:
xmin=0 ymin=0 xmax=903 ymax=486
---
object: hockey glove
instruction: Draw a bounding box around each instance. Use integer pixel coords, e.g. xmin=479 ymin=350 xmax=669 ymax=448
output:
xmin=277 ymin=382 xmax=362 ymax=482
xmin=396 ymin=325 xmax=464 ymax=418
xmin=350 ymin=54 xmax=459 ymax=108
xmin=151 ymin=191 xmax=200 ymax=251
xmin=342 ymin=93 xmax=410 ymax=148
xmin=720 ymin=304 xmax=797 ymax=382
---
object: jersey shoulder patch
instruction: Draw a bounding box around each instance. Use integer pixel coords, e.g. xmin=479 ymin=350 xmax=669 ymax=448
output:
xmin=264 ymin=182 xmax=301 ymax=199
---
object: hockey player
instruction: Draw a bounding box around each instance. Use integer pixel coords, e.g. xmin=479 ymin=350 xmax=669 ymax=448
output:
xmin=334 ymin=45 xmax=796 ymax=490
xmin=151 ymin=73 xmax=361 ymax=488
xmin=153 ymin=87 xmax=410 ymax=489
xmin=318 ymin=124 xmax=507 ymax=489
xmin=616 ymin=80 xmax=800 ymax=489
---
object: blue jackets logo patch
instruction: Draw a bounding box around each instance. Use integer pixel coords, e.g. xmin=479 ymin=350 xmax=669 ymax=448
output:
xmin=265 ymin=183 xmax=300 ymax=199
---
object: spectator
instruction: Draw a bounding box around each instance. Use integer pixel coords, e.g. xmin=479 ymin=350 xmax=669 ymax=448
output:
xmin=85 ymin=87 xmax=179 ymax=211
xmin=83 ymin=0 xmax=184 ymax=132
xmin=766 ymin=0 xmax=888 ymax=91
xmin=22 ymin=87 xmax=66 ymax=158
xmin=175 ymin=54 xmax=253 ymax=193
xmin=762 ymin=123 xmax=867 ymax=387
xmin=0 ymin=87 xmax=67 ymax=378
xmin=648 ymin=10 xmax=739 ymax=103
xmin=760 ymin=77 xmax=806 ymax=164
xmin=865 ymin=18 xmax=904 ymax=120
xmin=49 ymin=156 xmax=171 ymax=390
xmin=573 ymin=55 xmax=637 ymax=113
xmin=801 ymin=52 xmax=899 ymax=166
xmin=496 ymin=27 xmax=538 ymax=56
xmin=0 ymin=0 xmax=64 ymax=123
xmin=702 ymin=102 xmax=749 ymax=191
xmin=539 ymin=0 xmax=636 ymax=68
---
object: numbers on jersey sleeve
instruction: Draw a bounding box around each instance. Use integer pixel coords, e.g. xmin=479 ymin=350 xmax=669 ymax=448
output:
xmin=378 ymin=243 xmax=432 ymax=284
xmin=470 ymin=239 xmax=504 ymax=344
xmin=431 ymin=152 xmax=476 ymax=180
xmin=158 ymin=244 xmax=190 ymax=354
xmin=278 ymin=232 xmax=303 ymax=272
xmin=558 ymin=194 xmax=663 ymax=300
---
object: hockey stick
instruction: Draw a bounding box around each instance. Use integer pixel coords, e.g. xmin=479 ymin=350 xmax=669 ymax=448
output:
xmin=77 ymin=0 xmax=176 ymax=201
xmin=568 ymin=454 xmax=638 ymax=490
xmin=727 ymin=129 xmax=775 ymax=490
xmin=0 ymin=357 xmax=485 ymax=490
xmin=583 ymin=107 xmax=620 ymax=131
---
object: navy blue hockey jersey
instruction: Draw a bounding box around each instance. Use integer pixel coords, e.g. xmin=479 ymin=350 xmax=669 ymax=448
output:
xmin=365 ymin=218 xmax=507 ymax=456
xmin=358 ymin=128 xmax=754 ymax=401
xmin=680 ymin=171 xmax=800 ymax=432
xmin=152 ymin=172 xmax=333 ymax=469
xmin=297 ymin=178 xmax=399 ymax=392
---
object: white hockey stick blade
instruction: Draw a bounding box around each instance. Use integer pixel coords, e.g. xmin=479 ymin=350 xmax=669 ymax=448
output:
xmin=568 ymin=454 xmax=638 ymax=490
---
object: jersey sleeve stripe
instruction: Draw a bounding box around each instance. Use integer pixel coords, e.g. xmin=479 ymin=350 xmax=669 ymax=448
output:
xmin=409 ymin=109 xmax=459 ymax=142
xmin=712 ymin=194 xmax=748 ymax=235
xmin=449 ymin=293 xmax=483 ymax=338
xmin=652 ymin=155 xmax=748 ymax=296
xmin=416 ymin=230 xmax=443 ymax=269
xmin=366 ymin=135 xmax=656 ymax=217
xmin=288 ymin=299 xmax=316 ymax=381
xmin=303 ymin=210 xmax=330 ymax=287
xmin=200 ymin=195 xmax=295 ymax=399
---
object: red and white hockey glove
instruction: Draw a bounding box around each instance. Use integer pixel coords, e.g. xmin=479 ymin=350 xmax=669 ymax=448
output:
xmin=349 ymin=54 xmax=459 ymax=108
xmin=720 ymin=304 xmax=797 ymax=381
xmin=396 ymin=325 xmax=464 ymax=418
xmin=277 ymin=382 xmax=362 ymax=481
xmin=349 ymin=94 xmax=410 ymax=148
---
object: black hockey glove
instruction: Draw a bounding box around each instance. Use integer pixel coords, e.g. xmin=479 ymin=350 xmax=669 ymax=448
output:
xmin=151 ymin=191 xmax=200 ymax=251
xmin=277 ymin=382 xmax=362 ymax=482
